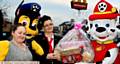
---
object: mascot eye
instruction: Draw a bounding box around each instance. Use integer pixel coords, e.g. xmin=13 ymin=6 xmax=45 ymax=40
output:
xmin=105 ymin=24 xmax=110 ymax=27
xmin=21 ymin=20 xmax=28 ymax=26
xmin=95 ymin=24 xmax=98 ymax=28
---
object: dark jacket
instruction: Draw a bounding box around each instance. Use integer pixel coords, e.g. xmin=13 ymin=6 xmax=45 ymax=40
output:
xmin=31 ymin=32 xmax=62 ymax=64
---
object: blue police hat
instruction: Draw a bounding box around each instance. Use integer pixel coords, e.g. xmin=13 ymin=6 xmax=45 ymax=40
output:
xmin=16 ymin=2 xmax=41 ymax=16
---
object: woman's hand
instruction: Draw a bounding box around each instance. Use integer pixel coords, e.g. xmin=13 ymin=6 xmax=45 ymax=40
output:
xmin=53 ymin=50 xmax=61 ymax=61
xmin=53 ymin=53 xmax=61 ymax=61
xmin=82 ymin=51 xmax=93 ymax=62
xmin=46 ymin=53 xmax=55 ymax=59
xmin=46 ymin=51 xmax=61 ymax=61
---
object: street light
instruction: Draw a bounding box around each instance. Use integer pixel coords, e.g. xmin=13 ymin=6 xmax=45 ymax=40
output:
xmin=71 ymin=0 xmax=88 ymax=22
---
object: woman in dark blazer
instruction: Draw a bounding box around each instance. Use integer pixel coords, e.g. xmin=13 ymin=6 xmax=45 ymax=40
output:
xmin=32 ymin=15 xmax=62 ymax=64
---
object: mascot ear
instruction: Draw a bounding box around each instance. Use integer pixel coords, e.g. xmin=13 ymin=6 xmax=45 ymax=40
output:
xmin=116 ymin=16 xmax=120 ymax=31
xmin=82 ymin=19 xmax=90 ymax=33
xmin=115 ymin=16 xmax=120 ymax=47
xmin=81 ymin=19 xmax=93 ymax=40
xmin=85 ymin=19 xmax=90 ymax=34
xmin=15 ymin=0 xmax=24 ymax=16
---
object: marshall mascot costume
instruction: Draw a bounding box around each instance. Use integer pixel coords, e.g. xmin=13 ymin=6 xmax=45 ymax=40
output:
xmin=0 ymin=0 xmax=44 ymax=60
xmin=87 ymin=0 xmax=120 ymax=64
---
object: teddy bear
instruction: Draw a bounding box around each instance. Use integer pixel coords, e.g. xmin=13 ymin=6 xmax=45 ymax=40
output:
xmin=87 ymin=0 xmax=120 ymax=64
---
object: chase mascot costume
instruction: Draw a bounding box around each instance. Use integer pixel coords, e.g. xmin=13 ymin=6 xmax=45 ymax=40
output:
xmin=0 ymin=0 xmax=44 ymax=61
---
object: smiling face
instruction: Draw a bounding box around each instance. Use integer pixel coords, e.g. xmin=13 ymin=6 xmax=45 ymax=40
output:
xmin=43 ymin=20 xmax=53 ymax=33
xmin=89 ymin=19 xmax=117 ymax=42
xmin=12 ymin=26 xmax=26 ymax=43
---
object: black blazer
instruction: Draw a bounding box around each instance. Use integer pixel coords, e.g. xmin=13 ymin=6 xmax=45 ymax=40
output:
xmin=32 ymin=32 xmax=62 ymax=64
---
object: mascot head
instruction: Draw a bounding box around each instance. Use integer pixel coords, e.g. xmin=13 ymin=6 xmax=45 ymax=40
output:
xmin=88 ymin=0 xmax=120 ymax=42
xmin=14 ymin=0 xmax=41 ymax=39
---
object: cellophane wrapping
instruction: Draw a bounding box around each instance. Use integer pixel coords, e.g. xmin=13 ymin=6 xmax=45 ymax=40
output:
xmin=55 ymin=23 xmax=94 ymax=63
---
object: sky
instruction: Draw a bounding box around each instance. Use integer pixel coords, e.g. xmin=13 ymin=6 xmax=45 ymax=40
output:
xmin=0 ymin=0 xmax=120 ymax=26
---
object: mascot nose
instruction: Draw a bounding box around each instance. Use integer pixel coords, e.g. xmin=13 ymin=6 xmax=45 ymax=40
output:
xmin=96 ymin=27 xmax=106 ymax=33
xmin=30 ymin=25 xmax=36 ymax=30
